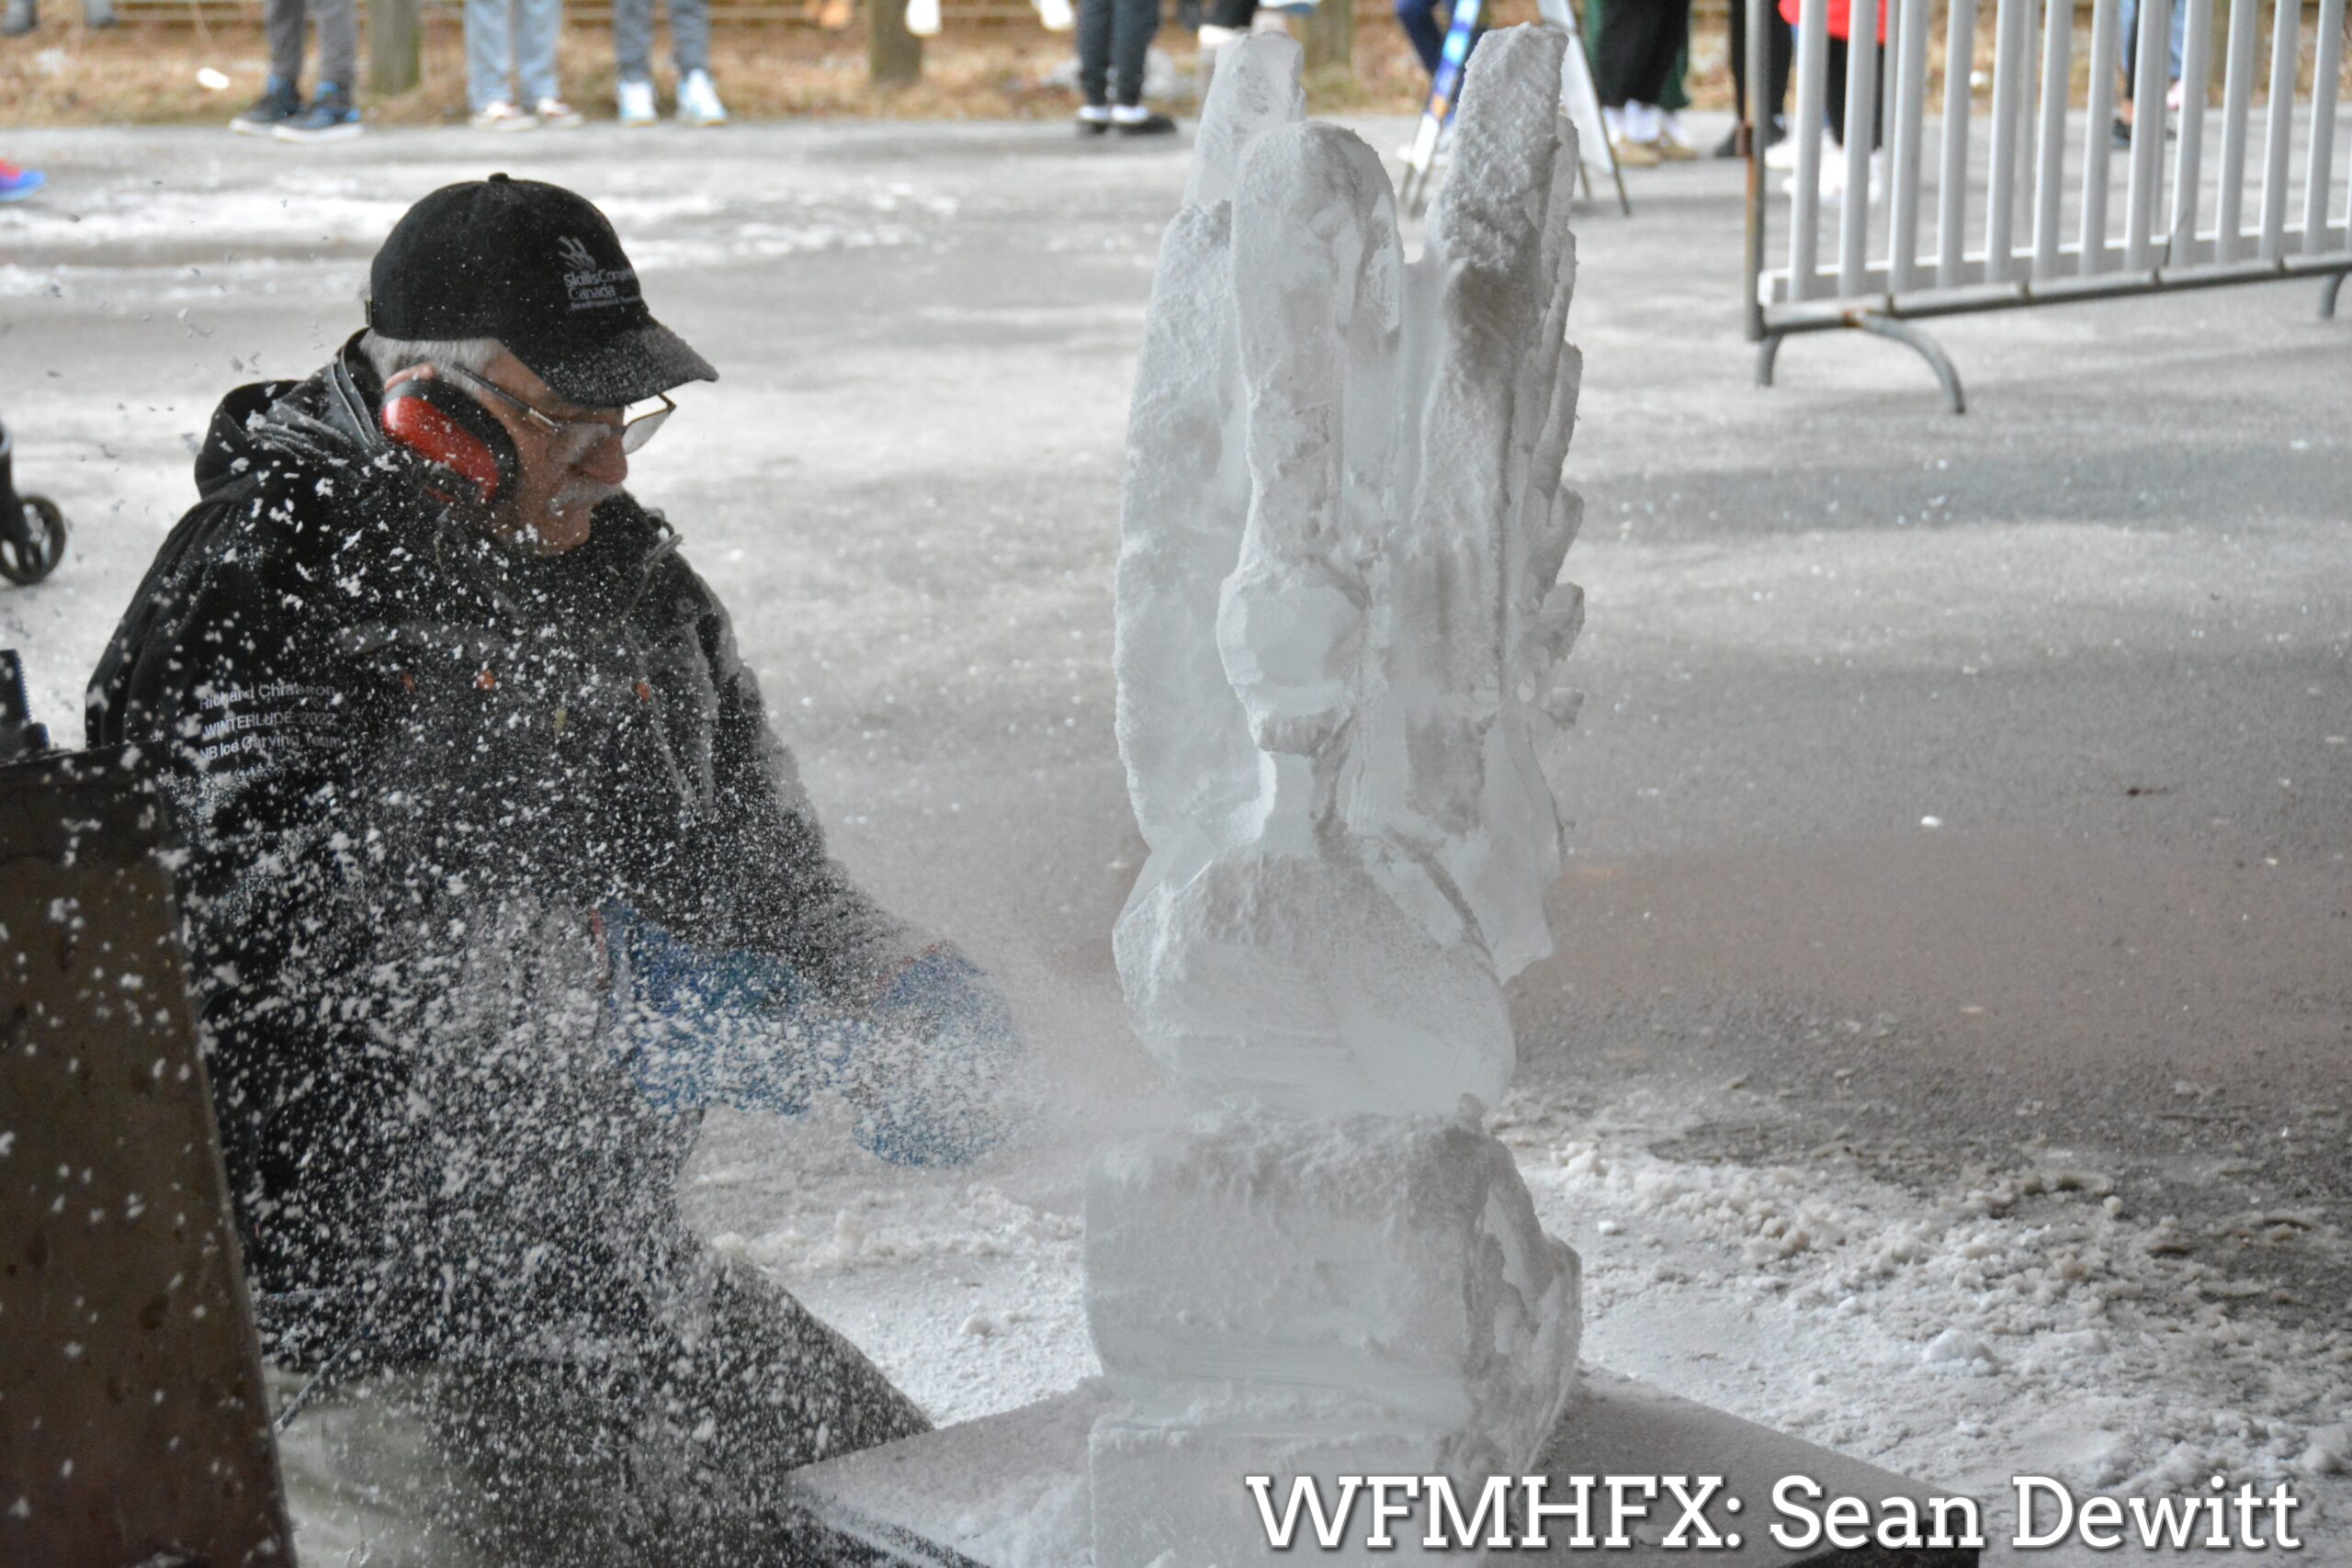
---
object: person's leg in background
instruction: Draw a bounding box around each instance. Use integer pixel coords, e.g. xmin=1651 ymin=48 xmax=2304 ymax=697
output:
xmin=613 ymin=0 xmax=659 ymax=123
xmin=1108 ymin=0 xmax=1173 ymax=133
xmin=514 ymin=0 xmax=581 ymax=126
xmin=1075 ymin=0 xmax=1114 ymax=131
xmin=313 ymin=0 xmax=357 ymax=98
xmin=670 ymin=0 xmax=728 ymax=123
xmin=1722 ymin=0 xmax=1794 ymax=155
xmin=2115 ymin=0 xmax=2187 ymax=145
xmin=1395 ymin=0 xmax=1444 ymax=77
xmin=1812 ymin=30 xmax=1883 ymax=196
xmin=231 ymin=0 xmax=311 ymax=135
xmin=1595 ymin=0 xmax=1672 ymax=164
xmin=465 ymin=0 xmax=525 ymax=120
xmin=1649 ymin=0 xmax=1698 ymax=157
xmin=274 ymin=0 xmax=365 ymax=141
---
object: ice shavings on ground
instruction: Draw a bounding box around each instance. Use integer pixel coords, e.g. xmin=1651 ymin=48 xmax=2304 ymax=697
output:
xmin=1501 ymin=1092 xmax=2352 ymax=1559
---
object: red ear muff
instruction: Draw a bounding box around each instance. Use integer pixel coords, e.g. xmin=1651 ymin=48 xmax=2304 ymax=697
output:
xmin=379 ymin=377 xmax=522 ymax=508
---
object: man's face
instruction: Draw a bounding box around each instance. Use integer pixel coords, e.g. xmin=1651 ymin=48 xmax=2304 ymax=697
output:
xmin=477 ymin=348 xmax=631 ymax=556
xmin=388 ymin=348 xmax=630 ymax=555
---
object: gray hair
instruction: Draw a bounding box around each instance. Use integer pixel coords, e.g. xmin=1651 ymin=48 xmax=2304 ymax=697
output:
xmin=357 ymin=330 xmax=503 ymax=384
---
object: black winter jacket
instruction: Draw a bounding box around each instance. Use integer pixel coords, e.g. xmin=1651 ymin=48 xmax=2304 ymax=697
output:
xmin=86 ymin=339 xmax=926 ymax=1367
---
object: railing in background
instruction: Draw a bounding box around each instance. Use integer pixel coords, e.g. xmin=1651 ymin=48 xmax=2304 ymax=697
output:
xmin=1745 ymin=0 xmax=2351 ymax=412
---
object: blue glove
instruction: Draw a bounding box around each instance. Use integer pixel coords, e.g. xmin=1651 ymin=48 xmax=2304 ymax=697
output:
xmin=601 ymin=902 xmax=832 ymax=1114
xmin=600 ymin=908 xmax=1022 ymax=1166
xmin=859 ymin=946 xmax=1024 ymax=1166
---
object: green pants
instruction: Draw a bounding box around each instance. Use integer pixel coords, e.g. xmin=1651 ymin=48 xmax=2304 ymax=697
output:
xmin=1583 ymin=0 xmax=1693 ymax=110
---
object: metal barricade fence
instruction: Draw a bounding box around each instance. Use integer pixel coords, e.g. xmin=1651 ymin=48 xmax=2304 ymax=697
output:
xmin=1743 ymin=0 xmax=2351 ymax=411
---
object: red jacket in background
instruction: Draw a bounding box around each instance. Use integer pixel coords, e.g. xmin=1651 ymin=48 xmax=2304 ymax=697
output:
xmin=1779 ymin=0 xmax=1888 ymax=44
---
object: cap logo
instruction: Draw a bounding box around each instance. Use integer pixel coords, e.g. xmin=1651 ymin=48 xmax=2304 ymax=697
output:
xmin=556 ymin=232 xmax=639 ymax=313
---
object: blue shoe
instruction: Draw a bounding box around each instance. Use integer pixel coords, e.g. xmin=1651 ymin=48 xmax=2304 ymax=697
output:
xmin=273 ymin=83 xmax=363 ymax=143
xmin=0 ymin=164 xmax=45 ymax=204
xmin=231 ymin=75 xmax=304 ymax=137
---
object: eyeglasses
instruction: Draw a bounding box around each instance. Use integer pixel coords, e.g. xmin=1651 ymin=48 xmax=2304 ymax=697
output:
xmin=443 ymin=364 xmax=675 ymax=460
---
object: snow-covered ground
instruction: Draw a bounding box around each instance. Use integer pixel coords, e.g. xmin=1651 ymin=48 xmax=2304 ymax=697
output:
xmin=4 ymin=121 xmax=2346 ymax=1562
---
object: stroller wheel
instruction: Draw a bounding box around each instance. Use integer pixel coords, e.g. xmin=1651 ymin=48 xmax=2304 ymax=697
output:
xmin=0 ymin=495 xmax=67 ymax=586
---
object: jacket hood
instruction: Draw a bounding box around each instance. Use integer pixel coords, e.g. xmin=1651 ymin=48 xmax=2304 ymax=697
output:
xmin=194 ymin=333 xmax=390 ymax=503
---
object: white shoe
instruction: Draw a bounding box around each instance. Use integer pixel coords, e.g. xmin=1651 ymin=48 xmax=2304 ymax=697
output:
xmin=1785 ymin=148 xmax=1883 ymax=205
xmin=617 ymin=76 xmax=657 ymax=126
xmin=469 ymin=99 xmax=538 ymax=130
xmin=677 ymin=68 xmax=728 ymax=125
xmin=1655 ymin=109 xmax=1700 ymax=161
xmin=534 ymin=96 xmax=584 ymax=129
xmin=1035 ymin=0 xmax=1073 ymax=28
xmin=1765 ymin=130 xmax=1812 ymax=169
xmin=906 ymin=0 xmax=941 ymax=33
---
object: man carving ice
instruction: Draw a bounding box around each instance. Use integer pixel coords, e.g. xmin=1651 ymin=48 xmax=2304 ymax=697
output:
xmin=85 ymin=174 xmax=1020 ymax=1564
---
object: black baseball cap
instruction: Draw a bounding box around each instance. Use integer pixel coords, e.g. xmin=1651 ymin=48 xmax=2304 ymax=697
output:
xmin=366 ymin=174 xmax=717 ymax=408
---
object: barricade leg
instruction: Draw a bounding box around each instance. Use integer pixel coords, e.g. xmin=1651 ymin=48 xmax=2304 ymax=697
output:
xmin=1853 ymin=314 xmax=1965 ymax=413
xmin=1753 ymin=318 xmax=1964 ymax=414
xmin=2323 ymin=272 xmax=2346 ymax=321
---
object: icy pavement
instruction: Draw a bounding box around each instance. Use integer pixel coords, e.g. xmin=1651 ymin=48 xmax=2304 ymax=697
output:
xmin=4 ymin=121 xmax=2348 ymax=1562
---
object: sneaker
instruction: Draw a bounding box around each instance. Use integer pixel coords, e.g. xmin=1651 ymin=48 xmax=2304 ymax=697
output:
xmin=1655 ymin=111 xmax=1701 ymax=161
xmin=534 ymin=96 xmax=584 ymax=129
xmin=275 ymin=83 xmax=363 ymax=142
xmin=83 ymin=0 xmax=112 ymax=25
xmin=1610 ymin=133 xmax=1662 ymax=168
xmin=1077 ymin=105 xmax=1111 ymax=137
xmin=1764 ymin=129 xmax=1808 ymax=169
xmin=1790 ymin=148 xmax=1883 ymax=205
xmin=232 ymin=76 xmax=304 ymax=136
xmin=469 ymin=99 xmax=538 ymax=130
xmin=617 ymin=76 xmax=657 ymax=127
xmin=0 ymin=0 xmax=34 ymax=37
xmin=2109 ymin=116 xmax=2132 ymax=149
xmin=905 ymin=0 xmax=940 ymax=34
xmin=1111 ymin=107 xmax=1177 ymax=136
xmin=0 ymin=163 xmax=46 ymax=203
xmin=1035 ymin=0 xmax=1074 ymax=29
xmin=678 ymin=68 xmax=728 ymax=126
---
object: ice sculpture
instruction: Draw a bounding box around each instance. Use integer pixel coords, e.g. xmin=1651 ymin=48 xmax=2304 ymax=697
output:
xmin=1089 ymin=26 xmax=1589 ymax=1564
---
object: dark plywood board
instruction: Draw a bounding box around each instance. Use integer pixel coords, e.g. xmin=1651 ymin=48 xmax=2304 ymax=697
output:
xmin=0 ymin=750 xmax=292 ymax=1568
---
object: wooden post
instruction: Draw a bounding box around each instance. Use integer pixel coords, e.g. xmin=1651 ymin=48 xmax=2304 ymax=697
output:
xmin=1303 ymin=0 xmax=1355 ymax=75
xmin=367 ymin=0 xmax=422 ymax=96
xmin=869 ymin=0 xmax=923 ymax=85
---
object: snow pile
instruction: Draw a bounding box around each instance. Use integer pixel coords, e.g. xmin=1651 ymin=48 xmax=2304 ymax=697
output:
xmin=1085 ymin=27 xmax=1590 ymax=1564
